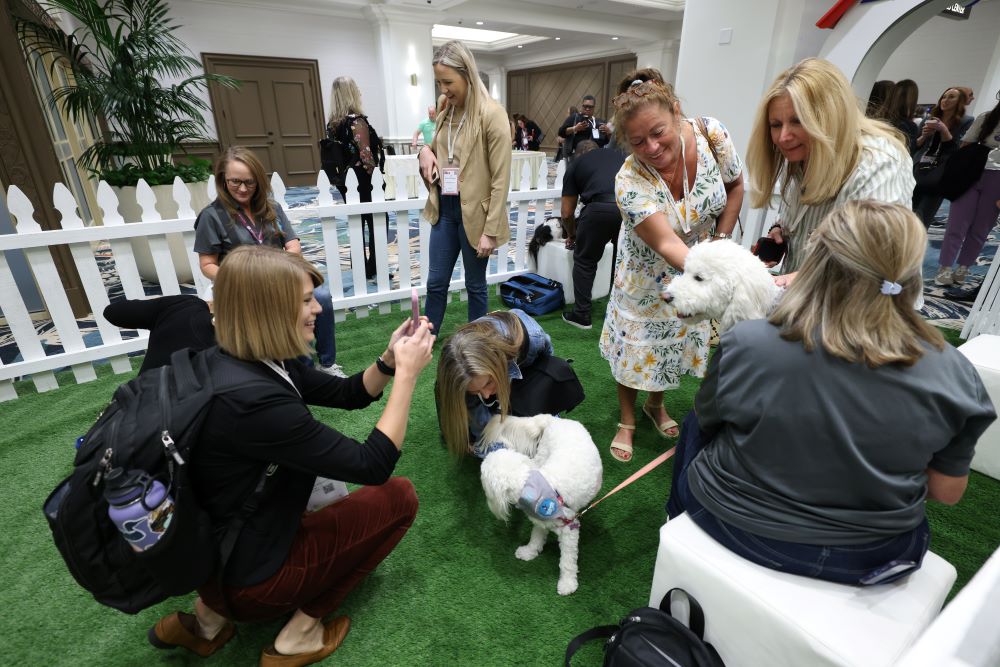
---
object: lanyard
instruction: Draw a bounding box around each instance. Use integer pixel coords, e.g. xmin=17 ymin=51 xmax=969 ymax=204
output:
xmin=262 ymin=360 xmax=301 ymax=397
xmin=236 ymin=211 xmax=264 ymax=245
xmin=447 ymin=106 xmax=467 ymax=165
xmin=646 ymin=124 xmax=692 ymax=234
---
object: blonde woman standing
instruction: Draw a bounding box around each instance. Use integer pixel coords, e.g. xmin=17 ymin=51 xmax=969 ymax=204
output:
xmin=600 ymin=68 xmax=744 ymax=463
xmin=323 ymin=76 xmax=386 ymax=280
xmin=746 ymin=58 xmax=914 ymax=278
xmin=417 ymin=40 xmax=512 ymax=336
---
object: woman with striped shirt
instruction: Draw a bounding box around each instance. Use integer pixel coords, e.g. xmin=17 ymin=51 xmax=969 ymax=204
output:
xmin=745 ymin=59 xmax=915 ymax=281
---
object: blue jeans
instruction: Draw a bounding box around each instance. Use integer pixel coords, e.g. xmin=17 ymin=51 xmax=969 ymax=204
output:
xmin=313 ymin=283 xmax=336 ymax=367
xmin=424 ymin=195 xmax=489 ymax=335
xmin=666 ymin=411 xmax=930 ymax=586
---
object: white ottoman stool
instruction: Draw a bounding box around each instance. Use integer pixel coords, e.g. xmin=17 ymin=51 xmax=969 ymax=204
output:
xmin=529 ymin=241 xmax=613 ymax=305
xmin=649 ymin=514 xmax=956 ymax=667
xmin=957 ymin=334 xmax=1000 ymax=479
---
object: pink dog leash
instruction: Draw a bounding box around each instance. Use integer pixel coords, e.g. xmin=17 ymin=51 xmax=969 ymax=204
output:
xmin=573 ymin=447 xmax=676 ymax=521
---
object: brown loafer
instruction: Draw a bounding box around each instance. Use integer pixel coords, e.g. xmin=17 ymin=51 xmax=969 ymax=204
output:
xmin=260 ymin=615 xmax=351 ymax=667
xmin=148 ymin=611 xmax=235 ymax=657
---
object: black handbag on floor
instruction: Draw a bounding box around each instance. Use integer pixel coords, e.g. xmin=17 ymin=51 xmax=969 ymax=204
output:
xmin=566 ymin=588 xmax=725 ymax=666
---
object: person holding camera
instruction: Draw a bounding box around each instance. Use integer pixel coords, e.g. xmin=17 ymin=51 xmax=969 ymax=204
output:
xmin=148 ymin=245 xmax=434 ymax=666
xmin=558 ymin=95 xmax=610 ymax=161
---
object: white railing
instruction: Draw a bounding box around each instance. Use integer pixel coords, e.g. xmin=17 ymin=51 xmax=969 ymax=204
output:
xmin=0 ymin=160 xmax=563 ymax=401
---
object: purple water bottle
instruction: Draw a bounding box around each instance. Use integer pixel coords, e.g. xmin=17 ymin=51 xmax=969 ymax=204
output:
xmin=104 ymin=468 xmax=174 ymax=552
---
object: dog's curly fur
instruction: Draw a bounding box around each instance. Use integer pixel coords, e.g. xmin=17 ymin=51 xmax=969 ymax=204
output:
xmin=662 ymin=239 xmax=781 ymax=332
xmin=479 ymin=414 xmax=602 ymax=595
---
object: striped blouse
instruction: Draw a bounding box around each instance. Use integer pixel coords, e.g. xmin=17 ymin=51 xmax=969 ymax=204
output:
xmin=777 ymin=134 xmax=915 ymax=273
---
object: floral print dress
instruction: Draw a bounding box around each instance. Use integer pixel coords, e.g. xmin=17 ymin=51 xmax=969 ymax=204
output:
xmin=599 ymin=116 xmax=743 ymax=391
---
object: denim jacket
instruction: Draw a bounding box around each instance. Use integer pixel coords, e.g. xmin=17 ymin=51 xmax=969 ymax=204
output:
xmin=468 ymin=309 xmax=552 ymax=456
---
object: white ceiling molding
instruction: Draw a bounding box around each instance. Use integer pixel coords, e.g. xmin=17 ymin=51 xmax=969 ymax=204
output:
xmin=608 ymin=0 xmax=685 ymax=9
xmin=432 ymin=34 xmax=549 ymax=51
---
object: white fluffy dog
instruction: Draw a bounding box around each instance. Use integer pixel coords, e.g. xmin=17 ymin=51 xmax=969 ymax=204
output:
xmin=478 ymin=414 xmax=603 ymax=595
xmin=662 ymin=239 xmax=782 ymax=332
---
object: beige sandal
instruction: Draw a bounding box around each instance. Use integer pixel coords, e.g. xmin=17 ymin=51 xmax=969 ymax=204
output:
xmin=610 ymin=423 xmax=636 ymax=463
xmin=642 ymin=402 xmax=679 ymax=438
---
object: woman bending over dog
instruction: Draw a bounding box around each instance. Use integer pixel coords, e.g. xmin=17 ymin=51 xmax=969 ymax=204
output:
xmin=436 ymin=309 xmax=584 ymax=458
xmin=667 ymin=201 xmax=995 ymax=585
xmin=599 ymin=67 xmax=744 ymax=463
xmin=148 ymin=245 xmax=434 ymax=666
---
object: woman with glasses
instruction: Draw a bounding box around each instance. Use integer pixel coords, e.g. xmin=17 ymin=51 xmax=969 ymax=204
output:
xmin=746 ymin=59 xmax=914 ymax=277
xmin=194 ymin=146 xmax=345 ymax=376
xmin=600 ymin=68 xmax=744 ymax=464
xmin=435 ymin=309 xmax=583 ymax=458
xmin=417 ymin=40 xmax=513 ymax=336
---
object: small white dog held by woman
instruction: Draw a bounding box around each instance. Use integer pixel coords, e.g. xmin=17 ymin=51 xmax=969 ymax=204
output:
xmin=478 ymin=414 xmax=603 ymax=595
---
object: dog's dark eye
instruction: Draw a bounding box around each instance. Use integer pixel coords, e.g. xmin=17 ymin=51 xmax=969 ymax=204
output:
xmin=694 ymin=274 xmax=704 ymax=282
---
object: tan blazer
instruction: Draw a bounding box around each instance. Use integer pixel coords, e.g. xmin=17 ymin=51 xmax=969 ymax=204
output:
xmin=421 ymin=100 xmax=513 ymax=247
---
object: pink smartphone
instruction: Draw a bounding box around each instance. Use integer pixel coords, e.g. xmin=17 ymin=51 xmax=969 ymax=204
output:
xmin=410 ymin=288 xmax=420 ymax=331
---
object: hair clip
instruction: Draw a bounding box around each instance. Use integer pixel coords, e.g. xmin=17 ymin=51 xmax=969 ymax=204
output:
xmin=630 ymin=79 xmax=644 ymax=88
xmin=880 ymin=280 xmax=902 ymax=296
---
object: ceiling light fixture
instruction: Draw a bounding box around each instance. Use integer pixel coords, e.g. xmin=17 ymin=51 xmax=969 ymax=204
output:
xmin=476 ymin=21 xmax=484 ymax=25
xmin=517 ymin=44 xmax=523 ymax=48
xmin=555 ymin=37 xmax=561 ymax=40
xmin=611 ymin=36 xmax=619 ymax=40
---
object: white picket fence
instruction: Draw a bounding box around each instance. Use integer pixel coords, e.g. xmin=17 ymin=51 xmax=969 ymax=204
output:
xmin=0 ymin=160 xmax=563 ymax=401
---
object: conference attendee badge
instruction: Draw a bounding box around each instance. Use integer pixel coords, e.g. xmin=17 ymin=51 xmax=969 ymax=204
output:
xmin=592 ymin=127 xmax=600 ymax=139
xmin=441 ymin=167 xmax=460 ymax=195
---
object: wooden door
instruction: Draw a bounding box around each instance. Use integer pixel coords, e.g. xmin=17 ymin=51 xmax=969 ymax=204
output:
xmin=204 ymin=54 xmax=324 ymax=187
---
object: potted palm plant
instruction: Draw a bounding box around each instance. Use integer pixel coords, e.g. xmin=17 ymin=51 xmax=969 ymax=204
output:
xmin=15 ymin=0 xmax=238 ymax=282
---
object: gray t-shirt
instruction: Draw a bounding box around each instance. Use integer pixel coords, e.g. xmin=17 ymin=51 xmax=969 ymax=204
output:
xmin=687 ymin=319 xmax=996 ymax=545
xmin=193 ymin=199 xmax=298 ymax=260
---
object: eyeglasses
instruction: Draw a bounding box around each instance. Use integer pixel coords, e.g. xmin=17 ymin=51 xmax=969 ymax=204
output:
xmin=612 ymin=79 xmax=665 ymax=109
xmin=581 ymin=104 xmax=595 ymax=109
xmin=226 ymin=177 xmax=257 ymax=190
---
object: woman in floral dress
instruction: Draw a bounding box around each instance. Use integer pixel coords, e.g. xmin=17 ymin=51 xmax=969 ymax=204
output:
xmin=600 ymin=68 xmax=744 ymax=463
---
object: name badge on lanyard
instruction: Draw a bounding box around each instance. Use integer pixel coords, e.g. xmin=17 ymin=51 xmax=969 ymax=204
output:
xmin=591 ymin=125 xmax=600 ymax=140
xmin=441 ymin=167 xmax=460 ymax=195
xmin=443 ymin=106 xmax=467 ymax=196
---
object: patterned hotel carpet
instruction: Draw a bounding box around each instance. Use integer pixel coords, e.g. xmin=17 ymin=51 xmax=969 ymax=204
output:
xmin=1 ymin=184 xmax=997 ymax=368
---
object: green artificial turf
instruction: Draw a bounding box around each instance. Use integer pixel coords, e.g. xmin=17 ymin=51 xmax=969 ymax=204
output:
xmin=0 ymin=296 xmax=997 ymax=666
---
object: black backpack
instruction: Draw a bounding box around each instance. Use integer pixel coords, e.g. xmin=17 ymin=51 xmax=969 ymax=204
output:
xmin=319 ymin=113 xmax=386 ymax=186
xmin=43 ymin=347 xmax=273 ymax=614
xmin=566 ymin=589 xmax=725 ymax=667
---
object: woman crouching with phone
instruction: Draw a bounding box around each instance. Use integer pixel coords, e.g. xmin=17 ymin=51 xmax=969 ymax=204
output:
xmin=147 ymin=245 xmax=433 ymax=666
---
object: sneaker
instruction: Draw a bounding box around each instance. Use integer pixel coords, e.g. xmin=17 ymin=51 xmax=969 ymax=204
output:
xmin=934 ymin=266 xmax=953 ymax=286
xmin=562 ymin=311 xmax=592 ymax=330
xmin=953 ymin=265 xmax=969 ymax=285
xmin=319 ymin=363 xmax=347 ymax=378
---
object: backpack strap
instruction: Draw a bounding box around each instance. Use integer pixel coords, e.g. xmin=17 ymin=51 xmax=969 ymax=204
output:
xmin=660 ymin=587 xmax=707 ymax=639
xmin=565 ymin=624 xmax=619 ymax=667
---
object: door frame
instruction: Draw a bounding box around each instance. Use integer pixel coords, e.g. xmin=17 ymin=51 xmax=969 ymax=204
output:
xmin=202 ymin=53 xmax=325 ymax=166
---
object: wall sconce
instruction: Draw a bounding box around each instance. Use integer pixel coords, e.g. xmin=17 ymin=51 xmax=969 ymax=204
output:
xmin=410 ymin=73 xmax=418 ymax=86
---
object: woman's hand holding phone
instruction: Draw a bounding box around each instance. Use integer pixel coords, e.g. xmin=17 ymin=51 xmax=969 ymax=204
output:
xmin=418 ymin=144 xmax=438 ymax=185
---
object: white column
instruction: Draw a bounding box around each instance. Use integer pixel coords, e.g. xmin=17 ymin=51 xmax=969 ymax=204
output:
xmin=367 ymin=6 xmax=436 ymax=144
xmin=631 ymin=40 xmax=679 ymax=84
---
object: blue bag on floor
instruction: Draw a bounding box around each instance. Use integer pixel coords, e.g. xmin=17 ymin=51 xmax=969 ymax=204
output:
xmin=499 ymin=273 xmax=564 ymax=316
